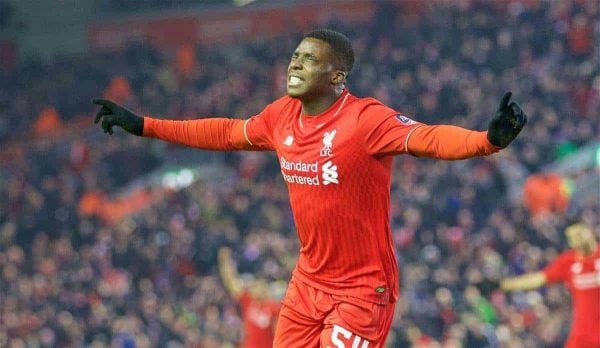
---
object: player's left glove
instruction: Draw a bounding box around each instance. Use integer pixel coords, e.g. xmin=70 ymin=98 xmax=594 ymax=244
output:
xmin=487 ymin=91 xmax=527 ymax=148
xmin=92 ymin=99 xmax=144 ymax=136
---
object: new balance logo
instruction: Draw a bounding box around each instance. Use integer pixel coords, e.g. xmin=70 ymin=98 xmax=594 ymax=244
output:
xmin=283 ymin=135 xmax=294 ymax=146
xmin=322 ymin=160 xmax=339 ymax=185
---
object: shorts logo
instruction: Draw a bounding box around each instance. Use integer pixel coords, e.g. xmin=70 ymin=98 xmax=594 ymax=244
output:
xmin=331 ymin=325 xmax=370 ymax=348
xmin=320 ymin=129 xmax=337 ymax=157
xmin=395 ymin=114 xmax=417 ymax=125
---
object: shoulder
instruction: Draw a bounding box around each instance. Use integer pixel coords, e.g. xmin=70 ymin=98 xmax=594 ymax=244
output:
xmin=239 ymin=289 xmax=251 ymax=303
xmin=255 ymin=95 xmax=300 ymax=127
xmin=554 ymin=250 xmax=576 ymax=265
xmin=265 ymin=95 xmax=300 ymax=113
xmin=560 ymin=250 xmax=576 ymax=259
xmin=349 ymin=95 xmax=402 ymax=122
xmin=543 ymin=250 xmax=573 ymax=275
xmin=348 ymin=95 xmax=419 ymax=130
xmin=349 ymin=95 xmax=393 ymax=112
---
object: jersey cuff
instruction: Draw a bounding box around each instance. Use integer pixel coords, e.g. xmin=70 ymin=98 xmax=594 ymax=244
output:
xmin=404 ymin=124 xmax=424 ymax=156
xmin=243 ymin=119 xmax=253 ymax=146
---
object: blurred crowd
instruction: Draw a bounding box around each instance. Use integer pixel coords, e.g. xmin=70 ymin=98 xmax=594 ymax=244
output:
xmin=1 ymin=0 xmax=599 ymax=347
xmin=0 ymin=0 xmax=13 ymax=30
xmin=99 ymin=0 xmax=234 ymax=14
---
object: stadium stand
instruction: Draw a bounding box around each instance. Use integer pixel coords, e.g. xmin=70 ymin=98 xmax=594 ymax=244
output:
xmin=0 ymin=1 xmax=598 ymax=346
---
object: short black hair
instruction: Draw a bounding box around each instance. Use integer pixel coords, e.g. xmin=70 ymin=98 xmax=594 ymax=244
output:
xmin=305 ymin=29 xmax=354 ymax=73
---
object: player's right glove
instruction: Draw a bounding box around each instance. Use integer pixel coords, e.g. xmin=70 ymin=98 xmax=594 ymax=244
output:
xmin=487 ymin=91 xmax=527 ymax=148
xmin=92 ymin=99 xmax=144 ymax=136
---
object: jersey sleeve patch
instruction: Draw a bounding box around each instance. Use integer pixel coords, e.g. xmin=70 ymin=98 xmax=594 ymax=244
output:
xmin=395 ymin=114 xmax=417 ymax=125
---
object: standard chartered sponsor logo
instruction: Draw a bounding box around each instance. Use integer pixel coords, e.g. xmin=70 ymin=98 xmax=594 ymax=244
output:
xmin=573 ymin=272 xmax=600 ymax=289
xmin=280 ymin=157 xmax=320 ymax=185
xmin=279 ymin=157 xmax=339 ymax=186
xmin=280 ymin=157 xmax=318 ymax=172
xmin=322 ymin=160 xmax=338 ymax=185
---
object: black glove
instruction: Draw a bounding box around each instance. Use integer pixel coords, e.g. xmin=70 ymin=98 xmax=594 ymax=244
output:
xmin=487 ymin=91 xmax=527 ymax=148
xmin=92 ymin=99 xmax=144 ymax=136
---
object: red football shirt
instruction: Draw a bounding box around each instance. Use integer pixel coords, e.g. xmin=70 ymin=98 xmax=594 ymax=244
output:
xmin=238 ymin=291 xmax=280 ymax=348
xmin=143 ymin=89 xmax=495 ymax=304
xmin=244 ymin=89 xmax=421 ymax=304
xmin=543 ymin=246 xmax=600 ymax=346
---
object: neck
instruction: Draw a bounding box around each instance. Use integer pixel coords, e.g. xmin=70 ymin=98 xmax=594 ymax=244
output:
xmin=301 ymin=86 xmax=344 ymax=115
xmin=576 ymin=241 xmax=597 ymax=257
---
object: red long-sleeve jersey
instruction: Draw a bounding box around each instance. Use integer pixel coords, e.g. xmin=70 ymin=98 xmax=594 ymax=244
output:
xmin=544 ymin=246 xmax=600 ymax=347
xmin=144 ymin=89 xmax=498 ymax=304
xmin=238 ymin=291 xmax=280 ymax=348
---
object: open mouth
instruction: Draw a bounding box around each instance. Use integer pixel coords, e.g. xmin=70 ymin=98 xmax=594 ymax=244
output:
xmin=288 ymin=75 xmax=304 ymax=87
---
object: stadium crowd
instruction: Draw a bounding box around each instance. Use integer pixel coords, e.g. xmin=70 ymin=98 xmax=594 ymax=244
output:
xmin=1 ymin=1 xmax=599 ymax=347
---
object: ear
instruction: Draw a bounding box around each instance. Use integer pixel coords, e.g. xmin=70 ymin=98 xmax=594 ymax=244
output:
xmin=332 ymin=71 xmax=346 ymax=85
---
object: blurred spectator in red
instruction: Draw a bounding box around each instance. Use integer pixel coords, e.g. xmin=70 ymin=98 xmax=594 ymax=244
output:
xmin=103 ymin=75 xmax=132 ymax=105
xmin=175 ymin=45 xmax=198 ymax=80
xmin=568 ymin=14 xmax=593 ymax=57
xmin=523 ymin=173 xmax=571 ymax=218
xmin=218 ymin=247 xmax=281 ymax=348
xmin=33 ymin=106 xmax=62 ymax=137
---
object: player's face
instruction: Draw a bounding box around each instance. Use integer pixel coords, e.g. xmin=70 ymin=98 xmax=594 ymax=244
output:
xmin=287 ymin=38 xmax=339 ymax=101
xmin=566 ymin=225 xmax=596 ymax=253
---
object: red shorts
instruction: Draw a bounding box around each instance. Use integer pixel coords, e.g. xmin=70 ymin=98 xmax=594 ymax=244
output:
xmin=273 ymin=277 xmax=395 ymax=348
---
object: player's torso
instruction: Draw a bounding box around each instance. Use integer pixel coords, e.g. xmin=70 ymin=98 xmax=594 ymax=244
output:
xmin=566 ymin=250 xmax=600 ymax=291
xmin=245 ymin=301 xmax=276 ymax=329
xmin=565 ymin=249 xmax=600 ymax=339
xmin=270 ymin=97 xmax=392 ymax=215
xmin=242 ymin=298 xmax=277 ymax=347
xmin=266 ymin=95 xmax=399 ymax=304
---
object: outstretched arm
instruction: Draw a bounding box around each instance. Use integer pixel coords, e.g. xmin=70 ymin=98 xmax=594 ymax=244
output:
xmin=406 ymin=92 xmax=527 ymax=159
xmin=500 ymin=272 xmax=547 ymax=292
xmin=406 ymin=125 xmax=498 ymax=159
xmin=218 ymin=247 xmax=244 ymax=299
xmin=92 ymin=99 xmax=254 ymax=151
xmin=143 ymin=117 xmax=251 ymax=151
